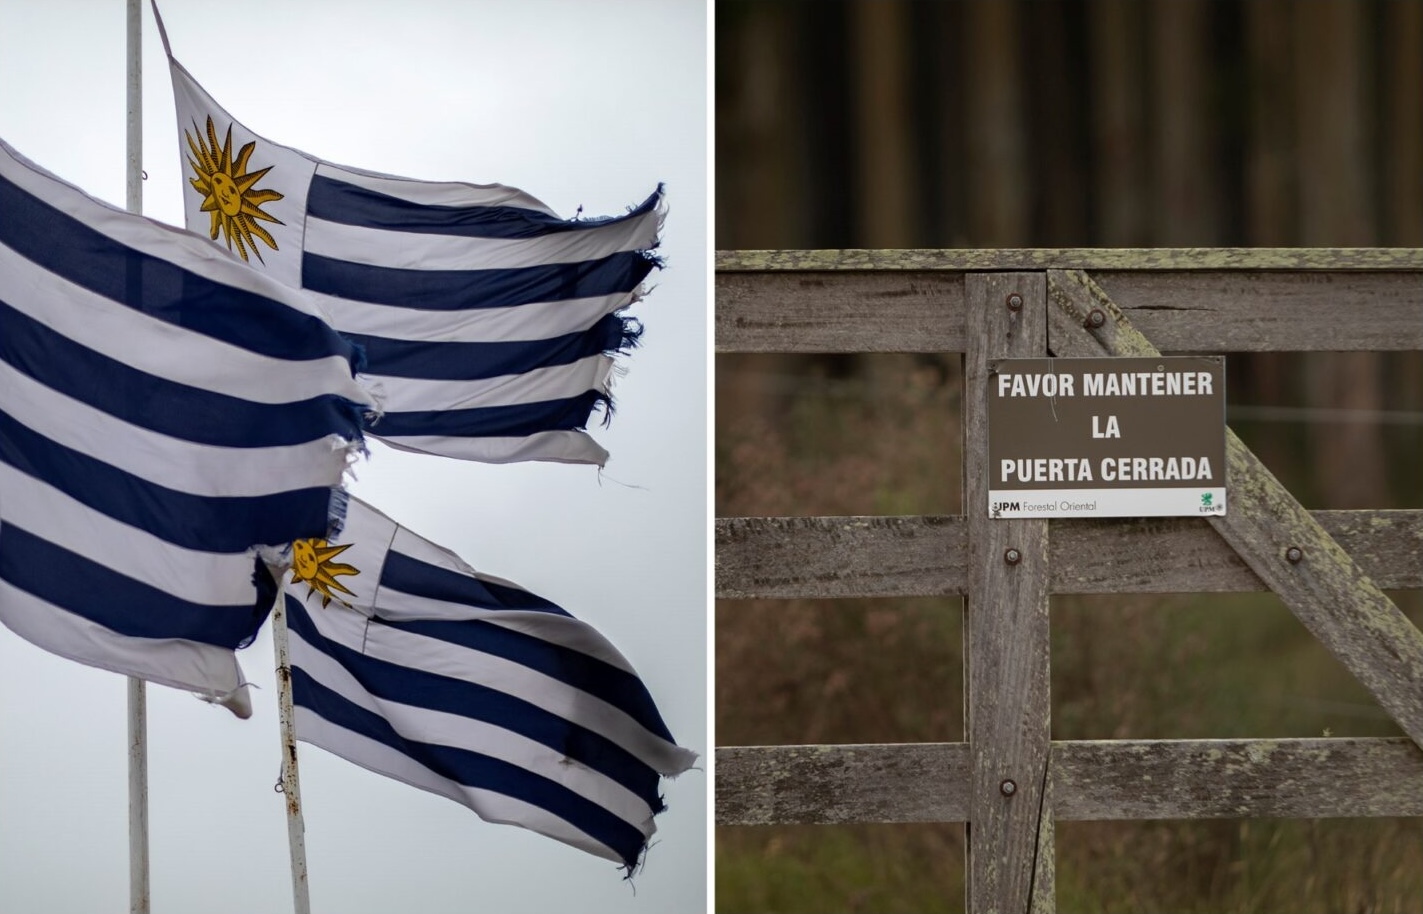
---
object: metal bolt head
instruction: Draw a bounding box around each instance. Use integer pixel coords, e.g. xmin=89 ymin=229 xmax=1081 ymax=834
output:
xmin=1000 ymin=779 xmax=1017 ymax=797
xmin=1286 ymin=546 xmax=1304 ymax=564
xmin=1006 ymin=293 xmax=1024 ymax=312
xmin=1086 ymin=308 xmax=1106 ymax=328
xmin=1004 ymin=548 xmax=1022 ymax=565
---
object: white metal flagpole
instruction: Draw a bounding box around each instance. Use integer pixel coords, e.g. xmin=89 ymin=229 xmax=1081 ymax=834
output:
xmin=124 ymin=3 xmax=150 ymax=913
xmin=272 ymin=593 xmax=313 ymax=914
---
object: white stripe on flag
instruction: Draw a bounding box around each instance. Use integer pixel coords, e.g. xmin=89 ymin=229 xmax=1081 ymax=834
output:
xmin=294 ymin=707 xmax=625 ymax=863
xmin=0 ymin=463 xmax=257 ymax=606
xmin=0 ymin=242 xmax=363 ymax=408
xmin=304 ymin=207 xmax=661 ymax=272
xmin=0 ymin=580 xmax=247 ymax=703
xmin=311 ymin=288 xmax=640 ymax=345
xmin=0 ymin=135 xmax=372 ymax=712
xmin=370 ymin=354 xmax=613 ymax=414
xmin=0 ymin=358 xmax=348 ymax=498
xmin=289 ymin=621 xmax=654 ymax=829
xmin=298 ymin=595 xmax=680 ymax=769
xmin=0 ymin=130 xmax=320 ymax=320
xmin=312 ymin=163 xmax=558 ymax=214
xmin=277 ymin=496 xmax=695 ymax=866
xmin=374 ymin=431 xmax=610 ymax=467
xmin=367 ymin=590 xmax=642 ymax=677
xmin=166 ymin=53 xmax=659 ymax=466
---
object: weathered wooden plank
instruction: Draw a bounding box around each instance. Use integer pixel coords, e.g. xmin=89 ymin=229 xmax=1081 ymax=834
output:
xmin=1030 ymin=760 xmax=1054 ymax=914
xmin=966 ymin=273 xmax=1053 ymax=914
xmin=715 ymin=743 xmax=969 ymax=826
xmin=715 ymin=270 xmax=965 ymax=353
xmin=715 ymin=515 xmax=966 ymax=599
xmin=1052 ymin=510 xmax=1423 ymax=594
xmin=715 ymin=267 xmax=1422 ymax=354
xmin=714 ymin=738 xmax=1423 ymax=825
xmin=1054 ymin=738 xmax=1423 ymax=820
xmin=1092 ymin=271 xmax=1423 ymax=352
xmin=718 ymin=248 xmax=1423 ymax=273
xmin=1047 ymin=269 xmax=1423 ymax=753
xmin=714 ymin=510 xmax=1423 ymax=599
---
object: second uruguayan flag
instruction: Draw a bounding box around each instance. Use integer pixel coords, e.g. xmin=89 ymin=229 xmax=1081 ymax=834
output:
xmin=282 ymin=497 xmax=697 ymax=870
xmin=0 ymin=137 xmax=372 ymax=716
xmin=158 ymin=13 xmax=662 ymax=468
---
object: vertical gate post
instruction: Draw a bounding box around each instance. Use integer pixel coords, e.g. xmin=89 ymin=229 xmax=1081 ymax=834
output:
xmin=964 ymin=273 xmax=1054 ymax=913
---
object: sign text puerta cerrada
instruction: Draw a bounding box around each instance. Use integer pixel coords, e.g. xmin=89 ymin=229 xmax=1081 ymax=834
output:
xmin=987 ymin=357 xmax=1227 ymax=518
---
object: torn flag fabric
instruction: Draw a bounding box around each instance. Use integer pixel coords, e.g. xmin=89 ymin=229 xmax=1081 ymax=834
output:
xmin=282 ymin=496 xmax=696 ymax=869
xmin=160 ymin=17 xmax=662 ymax=468
xmin=0 ymin=137 xmax=372 ymax=716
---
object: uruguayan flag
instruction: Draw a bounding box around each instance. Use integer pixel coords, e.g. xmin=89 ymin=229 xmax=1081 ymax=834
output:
xmin=160 ymin=19 xmax=661 ymax=468
xmin=0 ymin=137 xmax=372 ymax=717
xmin=282 ymin=496 xmax=696 ymax=870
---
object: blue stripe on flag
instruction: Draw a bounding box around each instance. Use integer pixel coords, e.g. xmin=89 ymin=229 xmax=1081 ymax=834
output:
xmin=0 ymin=171 xmax=358 ymax=364
xmin=341 ymin=313 xmax=632 ymax=382
xmin=0 ymin=525 xmax=265 ymax=648
xmin=379 ymin=550 xmax=570 ymax=616
xmin=287 ymin=604 xmax=661 ymax=803
xmin=0 ymin=299 xmax=365 ymax=447
xmin=291 ymin=664 xmax=651 ymax=868
xmin=367 ymin=391 xmax=606 ymax=440
xmin=376 ymin=547 xmax=677 ymax=743
xmin=302 ymin=249 xmax=655 ymax=311
xmin=308 ymin=175 xmax=564 ymax=238
xmin=307 ymin=176 xmax=661 ymax=240
xmin=0 ymin=410 xmax=333 ymax=553
xmin=381 ymin=614 xmax=677 ymax=746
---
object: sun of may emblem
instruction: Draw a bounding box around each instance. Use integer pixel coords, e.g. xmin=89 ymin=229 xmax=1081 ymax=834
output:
xmin=290 ymin=538 xmax=359 ymax=609
xmin=185 ymin=115 xmax=284 ymax=263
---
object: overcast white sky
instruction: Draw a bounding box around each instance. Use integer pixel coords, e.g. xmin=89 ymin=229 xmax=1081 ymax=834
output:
xmin=0 ymin=1 xmax=708 ymax=911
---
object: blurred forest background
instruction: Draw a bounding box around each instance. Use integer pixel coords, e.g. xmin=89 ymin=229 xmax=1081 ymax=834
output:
xmin=714 ymin=1 xmax=1423 ymax=912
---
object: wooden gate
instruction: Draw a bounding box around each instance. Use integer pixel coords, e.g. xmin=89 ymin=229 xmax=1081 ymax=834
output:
xmin=715 ymin=249 xmax=1423 ymax=913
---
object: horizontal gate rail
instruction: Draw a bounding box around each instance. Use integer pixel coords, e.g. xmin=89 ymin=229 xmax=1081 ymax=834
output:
xmin=717 ymin=738 xmax=1423 ymax=825
xmin=715 ymin=248 xmax=1423 ymax=913
xmin=716 ymin=511 xmax=1423 ymax=599
xmin=716 ymin=248 xmax=1423 ymax=354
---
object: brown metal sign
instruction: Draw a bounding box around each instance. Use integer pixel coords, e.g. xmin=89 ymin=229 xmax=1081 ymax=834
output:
xmin=987 ymin=356 xmax=1227 ymax=518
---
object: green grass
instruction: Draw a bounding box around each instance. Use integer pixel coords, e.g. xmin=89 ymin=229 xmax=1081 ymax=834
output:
xmin=717 ymin=825 xmax=966 ymax=914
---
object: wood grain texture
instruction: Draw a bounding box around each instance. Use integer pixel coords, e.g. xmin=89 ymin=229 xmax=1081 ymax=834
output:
xmin=965 ymin=273 xmax=1053 ymax=914
xmin=1047 ymin=269 xmax=1423 ymax=753
xmin=715 ymin=264 xmax=1421 ymax=354
xmin=715 ymin=510 xmax=1423 ymax=599
xmin=715 ymin=738 xmax=1423 ymax=825
xmin=1092 ymin=271 xmax=1423 ymax=352
xmin=715 ymin=743 xmax=969 ymax=825
xmin=715 ymin=515 xmax=966 ymax=599
xmin=1055 ymin=738 xmax=1423 ymax=820
xmin=718 ymin=248 xmax=1423 ymax=272
xmin=1029 ymin=759 xmax=1055 ymax=914
xmin=715 ymin=270 xmax=964 ymax=353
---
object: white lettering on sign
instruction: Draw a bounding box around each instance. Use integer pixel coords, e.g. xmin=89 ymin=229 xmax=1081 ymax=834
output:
xmin=996 ymin=373 xmax=1076 ymax=398
xmin=1099 ymin=456 xmax=1214 ymax=482
xmin=1081 ymin=371 xmax=1213 ymax=397
xmin=1000 ymin=457 xmax=1095 ymax=483
xmin=1091 ymin=415 xmax=1121 ymax=438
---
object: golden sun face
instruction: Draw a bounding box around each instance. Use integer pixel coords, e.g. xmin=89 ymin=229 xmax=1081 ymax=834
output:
xmin=185 ymin=116 xmax=285 ymax=263
xmin=290 ymin=538 xmax=359 ymax=609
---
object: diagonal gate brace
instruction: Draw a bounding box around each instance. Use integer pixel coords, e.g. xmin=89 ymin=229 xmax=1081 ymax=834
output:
xmin=1046 ymin=268 xmax=1423 ymax=753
